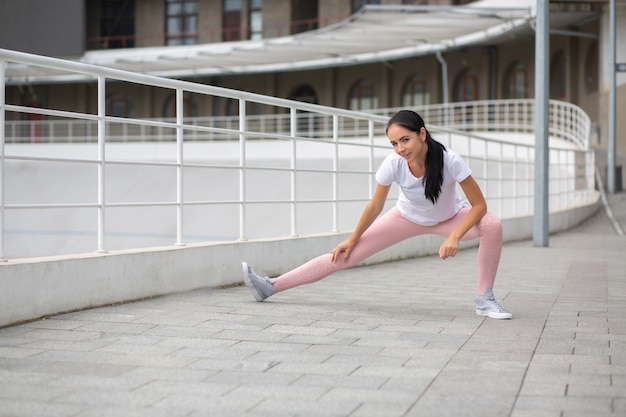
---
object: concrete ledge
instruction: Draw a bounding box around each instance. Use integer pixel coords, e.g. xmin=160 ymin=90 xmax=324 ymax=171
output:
xmin=0 ymin=196 xmax=601 ymax=328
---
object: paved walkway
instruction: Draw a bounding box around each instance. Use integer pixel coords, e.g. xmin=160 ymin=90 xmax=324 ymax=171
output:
xmin=1 ymin=192 xmax=625 ymax=417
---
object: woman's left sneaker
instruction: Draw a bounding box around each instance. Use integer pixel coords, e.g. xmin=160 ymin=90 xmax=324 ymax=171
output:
xmin=475 ymin=289 xmax=512 ymax=319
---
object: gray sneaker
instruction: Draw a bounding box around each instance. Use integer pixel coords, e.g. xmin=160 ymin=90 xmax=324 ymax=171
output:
xmin=476 ymin=289 xmax=512 ymax=319
xmin=242 ymin=262 xmax=276 ymax=302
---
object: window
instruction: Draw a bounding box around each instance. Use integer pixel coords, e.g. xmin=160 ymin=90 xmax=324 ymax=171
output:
xmin=289 ymin=85 xmax=318 ymax=105
xmin=165 ymin=0 xmax=198 ymax=46
xmin=348 ymin=79 xmax=378 ymax=111
xmin=453 ymin=69 xmax=479 ymax=102
xmin=291 ymin=0 xmax=318 ymax=34
xmin=352 ymin=0 xmax=380 ymax=13
xmin=402 ymin=74 xmax=429 ymax=108
xmin=99 ymin=0 xmax=135 ymax=49
xmin=550 ymin=50 xmax=567 ymax=99
xmin=106 ymin=94 xmax=133 ymax=117
xmin=248 ymin=0 xmax=263 ymax=40
xmin=226 ymin=98 xmax=260 ymax=116
xmin=585 ymin=42 xmax=599 ymax=94
xmin=503 ymin=61 xmax=528 ymax=99
xmin=289 ymin=85 xmax=319 ymax=135
xmin=223 ymin=0 xmax=242 ymax=41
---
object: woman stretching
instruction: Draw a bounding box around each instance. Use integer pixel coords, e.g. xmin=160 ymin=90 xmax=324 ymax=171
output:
xmin=242 ymin=110 xmax=512 ymax=319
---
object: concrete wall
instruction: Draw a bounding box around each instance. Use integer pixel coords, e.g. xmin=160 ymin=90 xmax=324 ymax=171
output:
xmin=0 ymin=197 xmax=601 ymax=328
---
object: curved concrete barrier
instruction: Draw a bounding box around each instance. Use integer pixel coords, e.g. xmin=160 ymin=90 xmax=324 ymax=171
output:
xmin=0 ymin=196 xmax=600 ymax=328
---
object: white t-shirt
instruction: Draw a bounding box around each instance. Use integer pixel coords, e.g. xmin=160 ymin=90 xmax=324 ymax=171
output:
xmin=375 ymin=149 xmax=472 ymax=226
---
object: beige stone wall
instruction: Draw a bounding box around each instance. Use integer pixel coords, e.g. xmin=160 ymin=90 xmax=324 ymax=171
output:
xmin=263 ymin=0 xmax=291 ymax=38
xmin=319 ymin=0 xmax=351 ymax=26
xmin=199 ymin=0 xmax=223 ymax=43
xmin=136 ymin=0 xmax=164 ymax=47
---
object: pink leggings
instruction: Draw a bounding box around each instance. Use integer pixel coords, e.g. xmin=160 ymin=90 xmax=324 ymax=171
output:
xmin=273 ymin=207 xmax=503 ymax=295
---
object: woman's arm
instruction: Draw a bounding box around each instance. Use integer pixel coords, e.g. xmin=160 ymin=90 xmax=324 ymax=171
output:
xmin=330 ymin=183 xmax=391 ymax=262
xmin=438 ymin=175 xmax=487 ymax=259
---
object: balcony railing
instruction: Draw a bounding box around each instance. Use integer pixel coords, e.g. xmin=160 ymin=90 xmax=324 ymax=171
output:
xmin=4 ymin=99 xmax=590 ymax=150
xmin=1 ymin=48 xmax=596 ymax=259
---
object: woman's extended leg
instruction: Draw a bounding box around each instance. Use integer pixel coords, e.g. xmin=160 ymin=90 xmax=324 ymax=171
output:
xmin=273 ymin=208 xmax=432 ymax=292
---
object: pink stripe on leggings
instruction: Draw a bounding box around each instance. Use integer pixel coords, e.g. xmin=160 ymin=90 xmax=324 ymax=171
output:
xmin=272 ymin=207 xmax=502 ymax=295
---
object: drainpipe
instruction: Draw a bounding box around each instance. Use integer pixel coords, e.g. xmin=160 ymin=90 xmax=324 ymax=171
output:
xmin=436 ymin=51 xmax=449 ymax=126
xmin=488 ymin=46 xmax=497 ymax=100
xmin=488 ymin=46 xmax=498 ymax=130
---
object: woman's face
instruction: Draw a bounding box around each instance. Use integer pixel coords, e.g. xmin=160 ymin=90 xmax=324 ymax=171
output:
xmin=387 ymin=124 xmax=427 ymax=163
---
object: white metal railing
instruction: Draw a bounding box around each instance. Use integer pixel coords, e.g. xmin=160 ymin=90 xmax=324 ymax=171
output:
xmin=4 ymin=100 xmax=590 ymax=150
xmin=1 ymin=48 xmax=597 ymax=259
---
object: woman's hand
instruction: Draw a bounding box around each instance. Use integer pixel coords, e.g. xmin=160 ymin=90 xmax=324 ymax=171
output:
xmin=439 ymin=175 xmax=487 ymax=260
xmin=330 ymin=238 xmax=358 ymax=263
xmin=330 ymin=184 xmax=390 ymax=264
xmin=438 ymin=236 xmax=460 ymax=260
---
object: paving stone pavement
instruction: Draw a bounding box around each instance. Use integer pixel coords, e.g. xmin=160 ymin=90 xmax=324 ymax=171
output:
xmin=1 ymin=192 xmax=625 ymax=417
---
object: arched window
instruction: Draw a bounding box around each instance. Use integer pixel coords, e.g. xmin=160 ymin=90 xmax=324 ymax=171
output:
xmin=503 ymin=61 xmax=528 ymax=99
xmin=453 ymin=68 xmax=478 ymax=102
xmin=289 ymin=85 xmax=319 ymax=136
xmin=402 ymin=74 xmax=429 ymax=108
xmin=288 ymin=84 xmax=318 ymax=104
xmin=585 ymin=42 xmax=599 ymax=94
xmin=106 ymin=93 xmax=133 ymax=117
xmin=225 ymin=98 xmax=260 ymax=116
xmin=550 ymin=50 xmax=567 ymax=99
xmin=348 ymin=79 xmax=378 ymax=111
xmin=163 ymin=93 xmax=198 ymax=119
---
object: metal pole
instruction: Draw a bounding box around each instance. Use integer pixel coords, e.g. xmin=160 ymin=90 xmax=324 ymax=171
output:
xmin=175 ymin=88 xmax=185 ymax=246
xmin=534 ymin=0 xmax=550 ymax=247
xmin=290 ymin=108 xmax=297 ymax=237
xmin=332 ymin=114 xmax=339 ymax=233
xmin=608 ymin=0 xmax=616 ymax=194
xmin=97 ymin=75 xmax=107 ymax=253
xmin=436 ymin=51 xmax=449 ymax=126
xmin=238 ymin=99 xmax=247 ymax=241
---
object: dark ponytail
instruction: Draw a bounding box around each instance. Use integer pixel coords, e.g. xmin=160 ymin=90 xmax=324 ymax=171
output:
xmin=386 ymin=110 xmax=446 ymax=204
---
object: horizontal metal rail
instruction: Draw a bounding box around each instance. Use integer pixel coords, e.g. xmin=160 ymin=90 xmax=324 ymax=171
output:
xmin=0 ymin=48 xmax=596 ymax=259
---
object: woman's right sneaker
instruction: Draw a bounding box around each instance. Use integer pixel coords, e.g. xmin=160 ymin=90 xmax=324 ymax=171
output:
xmin=475 ymin=289 xmax=512 ymax=319
xmin=242 ymin=262 xmax=276 ymax=302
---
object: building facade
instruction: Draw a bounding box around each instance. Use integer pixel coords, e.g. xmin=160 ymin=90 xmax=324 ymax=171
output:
xmin=1 ymin=0 xmax=625 ymax=159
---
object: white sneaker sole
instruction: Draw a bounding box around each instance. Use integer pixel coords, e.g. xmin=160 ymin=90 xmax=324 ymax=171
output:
xmin=476 ymin=309 xmax=512 ymax=320
xmin=242 ymin=262 xmax=264 ymax=301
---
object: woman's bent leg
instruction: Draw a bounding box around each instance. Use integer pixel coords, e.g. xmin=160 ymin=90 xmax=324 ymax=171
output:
xmin=431 ymin=208 xmax=503 ymax=295
xmin=474 ymin=212 xmax=503 ymax=294
xmin=273 ymin=208 xmax=430 ymax=292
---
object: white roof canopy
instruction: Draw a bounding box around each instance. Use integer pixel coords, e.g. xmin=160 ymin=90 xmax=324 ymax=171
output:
xmin=4 ymin=0 xmax=601 ymax=84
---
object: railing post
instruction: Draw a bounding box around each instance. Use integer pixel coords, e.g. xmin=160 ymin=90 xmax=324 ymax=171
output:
xmin=238 ymin=99 xmax=247 ymax=241
xmin=290 ymin=107 xmax=298 ymax=237
xmin=332 ymin=114 xmax=339 ymax=233
xmin=368 ymin=119 xmax=375 ymax=199
xmin=97 ymin=75 xmax=107 ymax=253
xmin=0 ymin=59 xmax=6 ymax=261
xmin=175 ymin=88 xmax=185 ymax=246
